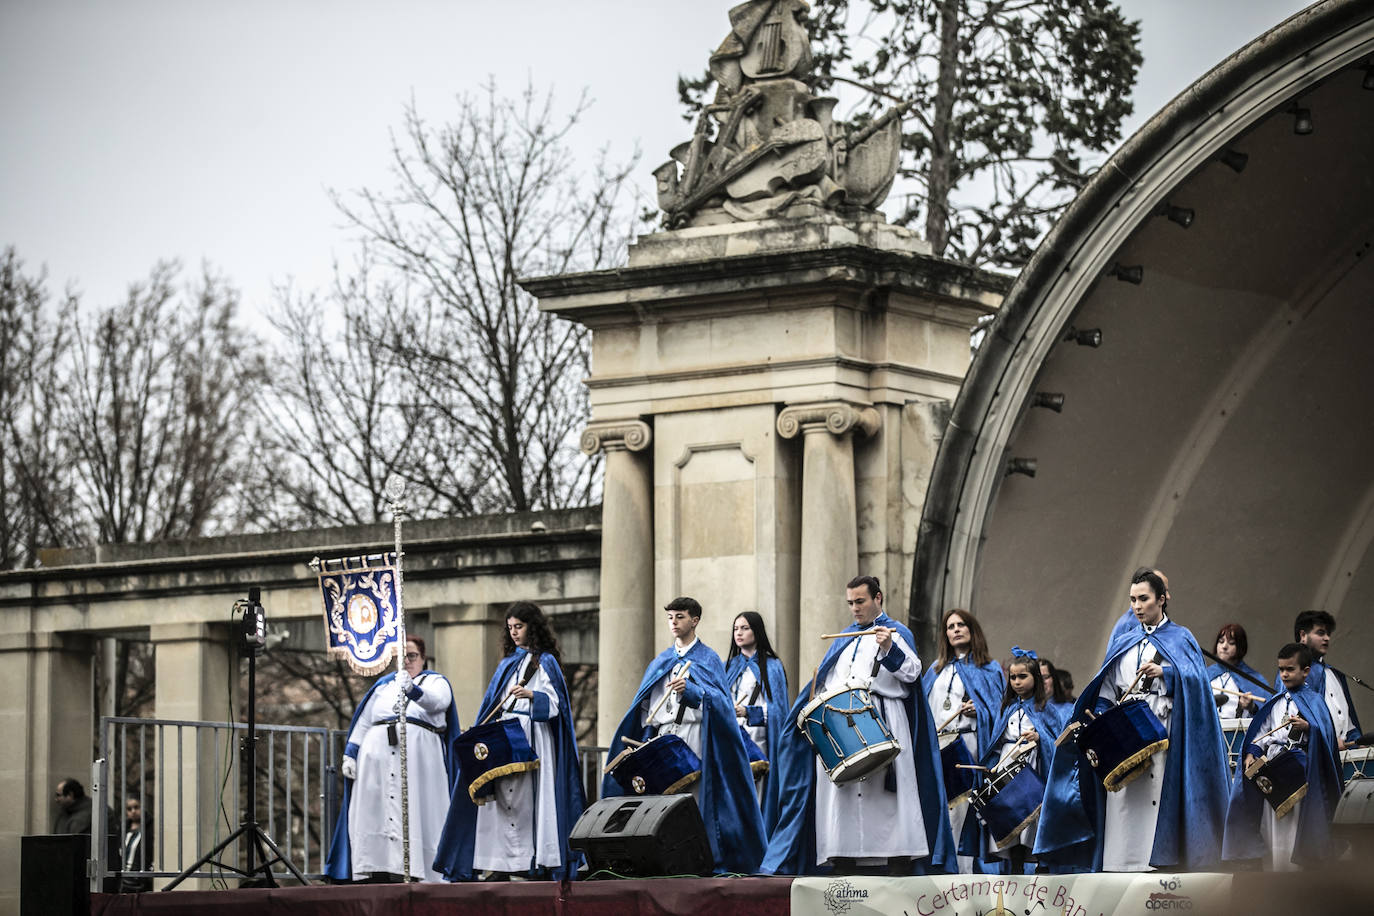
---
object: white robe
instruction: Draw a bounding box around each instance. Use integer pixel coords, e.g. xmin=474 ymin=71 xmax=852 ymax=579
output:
xmin=1099 ymin=631 xmax=1173 ymax=872
xmin=472 ymin=655 xmax=563 ymax=873
xmin=815 ymin=630 xmax=928 ymax=865
xmin=643 ymin=647 xmax=703 ymax=802
xmin=731 ymin=659 xmax=767 ymax=756
xmin=347 ymin=673 xmax=453 ymax=881
xmin=987 ymin=705 xmax=1040 ymax=858
xmin=1251 ymin=693 xmax=1304 ymax=872
xmin=1211 ymin=671 xmax=1253 ymax=720
xmin=1319 ymin=664 xmax=1354 ymax=745
xmin=928 ymin=658 xmax=976 ymax=872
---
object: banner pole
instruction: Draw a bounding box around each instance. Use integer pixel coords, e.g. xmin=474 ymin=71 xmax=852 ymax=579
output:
xmin=384 ymin=476 xmax=411 ymax=882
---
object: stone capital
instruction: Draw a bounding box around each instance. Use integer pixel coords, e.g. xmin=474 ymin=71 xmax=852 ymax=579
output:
xmin=580 ymin=419 xmax=653 ymax=456
xmin=776 ymin=401 xmax=882 ymax=440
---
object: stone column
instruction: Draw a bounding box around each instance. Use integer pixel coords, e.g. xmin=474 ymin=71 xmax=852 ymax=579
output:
xmin=582 ymin=420 xmax=654 ymax=746
xmin=431 ymin=603 xmax=505 ymax=724
xmin=778 ymin=403 xmax=881 ymax=679
xmin=151 ymin=622 xmax=235 ymax=882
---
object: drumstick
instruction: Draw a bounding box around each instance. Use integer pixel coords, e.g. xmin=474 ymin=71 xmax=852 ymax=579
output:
xmin=644 ymin=660 xmax=692 ymax=725
xmin=955 ymin=763 xmax=992 ymax=772
xmin=938 ymin=705 xmax=970 ymax=733
xmin=1214 ymin=686 xmax=1263 ymax=701
xmin=819 ymin=629 xmax=875 ymax=640
xmin=1124 ymin=651 xmax=1164 ymax=697
xmin=1253 ymin=716 xmax=1301 ymax=742
xmin=807 ymin=664 xmax=820 ymax=703
xmin=620 ymin=736 xmax=645 ymax=748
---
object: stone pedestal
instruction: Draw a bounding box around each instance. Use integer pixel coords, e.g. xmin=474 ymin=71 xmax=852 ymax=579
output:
xmin=524 ymin=212 xmax=1003 ymax=705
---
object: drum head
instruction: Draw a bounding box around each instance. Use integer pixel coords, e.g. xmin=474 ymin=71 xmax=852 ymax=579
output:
xmin=828 ymin=741 xmax=901 ymax=785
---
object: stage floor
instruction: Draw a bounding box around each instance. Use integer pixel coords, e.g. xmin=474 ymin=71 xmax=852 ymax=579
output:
xmin=88 ymin=868 xmax=1374 ymax=916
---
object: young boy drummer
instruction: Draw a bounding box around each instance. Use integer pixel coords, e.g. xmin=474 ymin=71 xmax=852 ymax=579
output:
xmin=1223 ymin=644 xmax=1342 ymax=870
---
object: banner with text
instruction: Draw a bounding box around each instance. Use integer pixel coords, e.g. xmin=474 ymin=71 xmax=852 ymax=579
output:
xmin=793 ymin=872 xmax=1230 ymax=916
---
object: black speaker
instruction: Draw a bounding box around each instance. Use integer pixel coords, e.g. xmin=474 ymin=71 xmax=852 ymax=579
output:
xmin=569 ymin=794 xmax=712 ymax=877
xmin=21 ymin=834 xmax=88 ymax=916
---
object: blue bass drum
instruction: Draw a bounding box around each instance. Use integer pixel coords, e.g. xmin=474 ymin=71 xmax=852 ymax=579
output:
xmin=797 ymin=685 xmax=901 ymax=785
xmin=1245 ymin=747 xmax=1308 ymax=819
xmin=455 ymin=718 xmax=539 ymax=805
xmin=969 ymin=758 xmax=1046 ymax=851
xmin=604 ymin=734 xmax=702 ymax=796
xmin=1075 ymin=698 xmax=1169 ymax=792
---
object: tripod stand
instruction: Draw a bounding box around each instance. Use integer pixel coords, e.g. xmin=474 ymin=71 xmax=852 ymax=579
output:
xmin=165 ymin=590 xmax=307 ymax=889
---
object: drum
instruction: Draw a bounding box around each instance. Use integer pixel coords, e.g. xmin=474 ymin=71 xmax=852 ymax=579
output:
xmin=1245 ymin=747 xmax=1308 ymax=818
xmin=1341 ymin=746 xmax=1373 ymax=783
xmin=798 ymin=686 xmax=902 ymax=785
xmin=1075 ymin=699 xmax=1169 ymax=792
xmin=455 ymin=718 xmax=539 ymax=805
xmin=939 ymin=733 xmax=977 ymax=807
xmin=969 ymin=759 xmax=1046 ymax=850
xmin=604 ymin=734 xmax=702 ymax=796
xmin=740 ymin=724 xmax=770 ymax=779
xmin=1220 ymin=716 xmax=1250 ymax=773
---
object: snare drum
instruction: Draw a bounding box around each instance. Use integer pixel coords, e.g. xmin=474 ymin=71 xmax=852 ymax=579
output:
xmin=1336 ymin=747 xmax=1374 ymax=825
xmin=1245 ymin=747 xmax=1308 ymax=819
xmin=1076 ymin=699 xmax=1169 ymax=792
xmin=604 ymin=734 xmax=702 ymax=796
xmin=1220 ymin=716 xmax=1250 ymax=773
xmin=939 ymin=733 xmax=977 ymax=807
xmin=798 ymin=686 xmax=902 ymax=785
xmin=969 ymin=759 xmax=1046 ymax=851
xmin=455 ymin=718 xmax=540 ymax=805
xmin=1341 ymin=746 xmax=1373 ymax=783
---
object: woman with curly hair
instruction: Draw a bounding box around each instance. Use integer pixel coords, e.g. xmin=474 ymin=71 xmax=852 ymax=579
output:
xmin=435 ymin=601 xmax=584 ymax=881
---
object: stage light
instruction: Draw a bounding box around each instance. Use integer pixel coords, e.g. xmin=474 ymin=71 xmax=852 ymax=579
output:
xmin=1156 ymin=203 xmax=1194 ymax=229
xmin=1064 ymin=326 xmax=1102 ymax=348
xmin=1006 ymin=458 xmax=1038 ymax=479
xmin=1032 ymin=392 xmax=1065 ymax=413
xmin=1111 ymin=263 xmax=1144 ymax=284
xmin=1288 ymin=104 xmax=1313 ymax=135
xmin=1218 ymin=149 xmax=1248 ymax=173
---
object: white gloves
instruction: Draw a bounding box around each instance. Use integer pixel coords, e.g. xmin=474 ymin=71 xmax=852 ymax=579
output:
xmin=397 ymin=670 xmax=413 ymax=694
xmin=341 ymin=756 xmax=357 ymax=780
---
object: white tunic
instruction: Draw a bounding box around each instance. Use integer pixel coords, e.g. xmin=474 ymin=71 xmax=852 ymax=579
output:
xmin=1211 ymin=671 xmax=1252 ymax=720
xmin=927 ymin=658 xmax=977 ymax=872
xmin=347 ymin=673 xmax=453 ymax=881
xmin=1251 ymin=693 xmax=1304 ymax=872
xmin=643 ymin=645 xmax=704 ymax=803
xmin=1099 ymin=629 xmax=1173 ymax=872
xmin=1319 ymin=664 xmax=1354 ymax=744
xmin=987 ymin=704 xmax=1040 ymax=858
xmin=731 ymin=658 xmax=767 ymax=756
xmin=473 ymin=654 xmax=563 ymax=873
xmin=815 ymin=630 xmax=928 ymax=865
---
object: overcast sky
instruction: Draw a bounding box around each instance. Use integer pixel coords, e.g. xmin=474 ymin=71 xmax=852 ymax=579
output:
xmin=1 ymin=0 xmax=1313 ymax=316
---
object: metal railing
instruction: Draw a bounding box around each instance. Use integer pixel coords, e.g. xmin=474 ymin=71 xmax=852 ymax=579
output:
xmin=91 ymin=715 xmax=610 ymax=892
xmin=94 ymin=715 xmax=344 ymax=890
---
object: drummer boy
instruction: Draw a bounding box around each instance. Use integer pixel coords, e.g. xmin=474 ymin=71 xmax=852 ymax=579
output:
xmin=600 ymin=597 xmax=766 ymax=875
xmin=1222 ymin=643 xmax=1343 ymax=871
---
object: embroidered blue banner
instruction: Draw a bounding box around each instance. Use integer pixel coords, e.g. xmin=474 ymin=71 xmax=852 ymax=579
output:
xmin=315 ymin=552 xmax=401 ymax=676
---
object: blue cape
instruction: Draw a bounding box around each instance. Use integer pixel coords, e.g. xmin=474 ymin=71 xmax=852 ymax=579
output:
xmin=433 ymin=649 xmax=585 ymax=880
xmin=1221 ymin=683 xmax=1341 ymax=866
xmin=1107 ymin=608 xmax=1136 ymax=649
xmin=325 ymin=670 xmax=463 ymax=881
xmin=1206 ymin=659 xmax=1272 ymax=696
xmin=602 ymin=640 xmax=766 ymax=875
xmin=1277 ymin=661 xmax=1363 ymax=745
xmin=724 ymin=650 xmax=790 ymax=833
xmin=1033 ymin=619 xmax=1230 ymax=871
xmin=921 ymin=656 xmax=1006 ymax=761
xmin=759 ymin=613 xmax=956 ymax=876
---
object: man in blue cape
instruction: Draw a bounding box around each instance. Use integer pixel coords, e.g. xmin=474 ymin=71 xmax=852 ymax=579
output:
xmin=761 ymin=575 xmax=955 ymax=876
xmin=1224 ymin=643 xmax=1342 ymax=870
xmin=326 ymin=644 xmax=465 ymax=882
xmin=1277 ymin=610 xmax=1362 ymax=749
xmin=433 ymin=636 xmax=585 ymax=881
xmin=601 ymin=596 xmax=766 ymax=875
xmin=1035 ymin=569 xmax=1229 ymax=872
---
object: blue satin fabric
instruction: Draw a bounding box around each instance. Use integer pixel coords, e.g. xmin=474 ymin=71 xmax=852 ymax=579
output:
xmin=433 ymin=649 xmax=585 ymax=881
xmin=921 ymin=655 xmax=1004 ymax=863
xmin=759 ymin=613 xmax=956 ymax=876
xmin=325 ymin=670 xmax=464 ymax=881
xmin=966 ymin=697 xmax=1060 ymax=863
xmin=1277 ymin=661 xmax=1363 ymax=745
xmin=1033 ymin=619 xmax=1230 ymax=871
xmin=1222 ymin=683 xmax=1342 ymax=867
xmin=724 ymin=651 xmax=790 ymax=832
xmin=601 ymin=640 xmax=766 ymax=875
xmin=1206 ymin=659 xmax=1273 ymax=698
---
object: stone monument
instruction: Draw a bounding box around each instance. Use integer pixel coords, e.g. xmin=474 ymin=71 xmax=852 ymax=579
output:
xmin=524 ymin=0 xmax=1009 ymax=744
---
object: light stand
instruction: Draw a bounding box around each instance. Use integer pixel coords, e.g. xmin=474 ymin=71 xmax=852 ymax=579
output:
xmin=164 ymin=588 xmax=307 ymax=890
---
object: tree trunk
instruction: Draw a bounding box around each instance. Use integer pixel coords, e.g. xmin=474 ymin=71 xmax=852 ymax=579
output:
xmin=925 ymin=0 xmax=961 ymax=257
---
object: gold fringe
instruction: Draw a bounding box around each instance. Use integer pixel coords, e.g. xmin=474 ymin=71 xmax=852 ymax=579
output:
xmin=1103 ymin=739 xmax=1168 ymax=792
xmin=994 ymin=804 xmax=1042 ymax=851
xmin=751 ymin=760 xmax=770 ymax=778
xmin=468 ymin=760 xmax=540 ymax=805
xmin=947 ymin=788 xmax=973 ymax=809
xmin=1273 ymin=783 xmax=1308 ymax=819
xmin=664 ymin=770 xmax=701 ymax=795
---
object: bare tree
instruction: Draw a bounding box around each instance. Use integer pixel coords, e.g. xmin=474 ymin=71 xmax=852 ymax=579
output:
xmin=61 ymin=262 xmax=266 ymax=543
xmin=0 ymin=247 xmax=80 ymax=567
xmin=322 ymin=83 xmax=642 ymax=516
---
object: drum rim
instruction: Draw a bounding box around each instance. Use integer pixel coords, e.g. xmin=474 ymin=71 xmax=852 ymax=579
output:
xmin=798 ymin=683 xmax=876 ymax=726
xmin=1101 ymin=738 xmax=1168 ymax=792
xmin=825 ymin=738 xmax=901 ymax=782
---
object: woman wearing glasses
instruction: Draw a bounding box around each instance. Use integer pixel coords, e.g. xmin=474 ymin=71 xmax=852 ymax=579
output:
xmin=327 ymin=636 xmax=461 ymax=883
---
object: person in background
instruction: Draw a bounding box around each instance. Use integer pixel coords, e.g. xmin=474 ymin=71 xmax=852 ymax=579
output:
xmin=1207 ymin=623 xmax=1269 ymax=718
xmin=725 ymin=610 xmax=789 ymax=832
